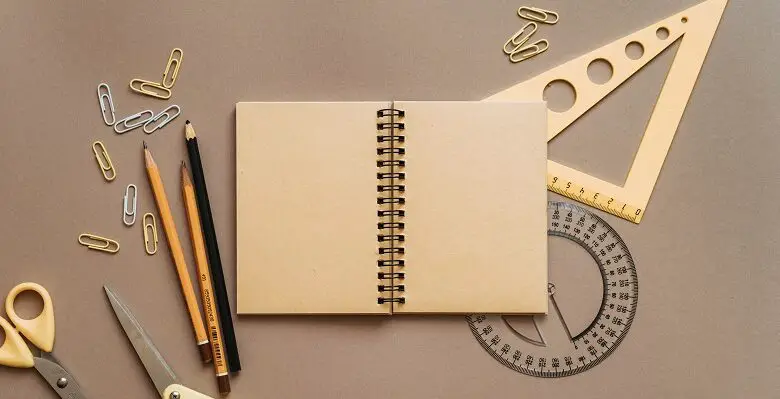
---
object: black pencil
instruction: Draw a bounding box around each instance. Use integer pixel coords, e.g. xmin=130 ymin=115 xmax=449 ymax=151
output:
xmin=184 ymin=120 xmax=242 ymax=373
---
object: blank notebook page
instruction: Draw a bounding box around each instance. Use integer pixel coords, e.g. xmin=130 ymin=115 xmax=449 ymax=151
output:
xmin=395 ymin=101 xmax=548 ymax=314
xmin=236 ymin=102 xmax=391 ymax=314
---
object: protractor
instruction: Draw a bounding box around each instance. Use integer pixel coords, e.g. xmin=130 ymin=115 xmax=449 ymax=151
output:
xmin=467 ymin=201 xmax=639 ymax=377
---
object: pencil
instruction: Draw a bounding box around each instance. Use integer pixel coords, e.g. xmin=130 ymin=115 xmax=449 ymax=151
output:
xmin=184 ymin=121 xmax=242 ymax=373
xmin=181 ymin=162 xmax=231 ymax=395
xmin=143 ymin=141 xmax=212 ymax=364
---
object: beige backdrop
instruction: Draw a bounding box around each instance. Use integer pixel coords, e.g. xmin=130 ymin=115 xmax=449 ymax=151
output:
xmin=0 ymin=0 xmax=777 ymax=398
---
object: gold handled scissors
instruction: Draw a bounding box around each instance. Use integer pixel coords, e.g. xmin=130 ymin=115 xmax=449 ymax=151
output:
xmin=0 ymin=282 xmax=85 ymax=398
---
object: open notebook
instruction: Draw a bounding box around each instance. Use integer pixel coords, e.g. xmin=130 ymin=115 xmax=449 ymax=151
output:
xmin=236 ymin=101 xmax=548 ymax=314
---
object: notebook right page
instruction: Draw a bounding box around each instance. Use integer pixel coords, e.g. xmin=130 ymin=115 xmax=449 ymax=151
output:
xmin=395 ymin=101 xmax=548 ymax=314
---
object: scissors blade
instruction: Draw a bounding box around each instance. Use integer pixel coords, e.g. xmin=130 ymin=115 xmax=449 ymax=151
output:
xmin=34 ymin=353 xmax=86 ymax=399
xmin=104 ymin=285 xmax=178 ymax=396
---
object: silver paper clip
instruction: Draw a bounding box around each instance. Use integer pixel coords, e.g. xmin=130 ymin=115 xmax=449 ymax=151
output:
xmin=114 ymin=110 xmax=155 ymax=134
xmin=143 ymin=105 xmax=182 ymax=134
xmin=97 ymin=83 xmax=116 ymax=125
xmin=123 ymin=184 xmax=137 ymax=226
xmin=517 ymin=6 xmax=559 ymax=25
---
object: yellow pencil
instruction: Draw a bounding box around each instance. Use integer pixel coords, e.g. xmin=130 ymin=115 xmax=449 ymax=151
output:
xmin=143 ymin=142 xmax=211 ymax=364
xmin=181 ymin=161 xmax=231 ymax=394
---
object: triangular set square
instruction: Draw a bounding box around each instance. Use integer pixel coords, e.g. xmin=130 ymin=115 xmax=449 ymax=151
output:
xmin=486 ymin=0 xmax=729 ymax=223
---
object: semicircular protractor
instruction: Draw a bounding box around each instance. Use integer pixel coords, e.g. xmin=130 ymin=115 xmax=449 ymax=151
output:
xmin=467 ymin=201 xmax=639 ymax=377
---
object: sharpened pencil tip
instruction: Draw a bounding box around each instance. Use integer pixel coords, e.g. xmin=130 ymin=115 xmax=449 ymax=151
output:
xmin=181 ymin=160 xmax=186 ymax=168
xmin=186 ymin=120 xmax=191 ymax=124
xmin=184 ymin=120 xmax=196 ymax=140
xmin=143 ymin=141 xmax=147 ymax=149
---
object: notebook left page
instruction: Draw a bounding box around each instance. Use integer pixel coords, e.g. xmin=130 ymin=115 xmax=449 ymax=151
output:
xmin=236 ymin=102 xmax=391 ymax=314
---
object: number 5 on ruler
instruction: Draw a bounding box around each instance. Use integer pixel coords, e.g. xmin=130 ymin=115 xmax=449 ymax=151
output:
xmin=486 ymin=0 xmax=728 ymax=223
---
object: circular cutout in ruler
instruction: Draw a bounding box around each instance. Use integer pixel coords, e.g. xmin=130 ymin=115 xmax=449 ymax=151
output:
xmin=466 ymin=201 xmax=639 ymax=377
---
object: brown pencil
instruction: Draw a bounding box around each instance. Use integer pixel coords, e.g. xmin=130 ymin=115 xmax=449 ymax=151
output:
xmin=181 ymin=161 xmax=231 ymax=394
xmin=143 ymin=142 xmax=211 ymax=364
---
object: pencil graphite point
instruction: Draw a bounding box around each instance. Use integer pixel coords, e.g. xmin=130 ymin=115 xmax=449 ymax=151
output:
xmin=185 ymin=120 xmax=191 ymax=124
xmin=185 ymin=120 xmax=196 ymax=140
xmin=143 ymin=141 xmax=147 ymax=149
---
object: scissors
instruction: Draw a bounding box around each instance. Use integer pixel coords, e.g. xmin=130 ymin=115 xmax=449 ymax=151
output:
xmin=0 ymin=282 xmax=85 ymax=398
xmin=104 ymin=285 xmax=214 ymax=399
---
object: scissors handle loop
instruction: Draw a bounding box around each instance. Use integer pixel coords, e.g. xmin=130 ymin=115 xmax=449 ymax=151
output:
xmin=5 ymin=282 xmax=55 ymax=353
xmin=0 ymin=317 xmax=34 ymax=368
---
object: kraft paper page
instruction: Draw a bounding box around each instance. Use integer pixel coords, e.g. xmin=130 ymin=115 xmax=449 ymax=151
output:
xmin=236 ymin=101 xmax=548 ymax=314
xmin=395 ymin=101 xmax=548 ymax=314
xmin=236 ymin=102 xmax=390 ymax=314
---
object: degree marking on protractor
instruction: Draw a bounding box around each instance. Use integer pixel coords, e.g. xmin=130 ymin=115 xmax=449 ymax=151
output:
xmin=466 ymin=201 xmax=639 ymax=378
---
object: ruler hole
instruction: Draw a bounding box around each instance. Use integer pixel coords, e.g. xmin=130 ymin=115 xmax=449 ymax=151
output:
xmin=587 ymin=59 xmax=613 ymax=85
xmin=681 ymin=16 xmax=688 ymax=23
xmin=625 ymin=41 xmax=644 ymax=60
xmin=656 ymin=27 xmax=670 ymax=40
xmin=543 ymin=79 xmax=577 ymax=113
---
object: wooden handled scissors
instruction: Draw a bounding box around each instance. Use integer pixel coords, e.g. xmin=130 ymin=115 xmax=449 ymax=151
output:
xmin=0 ymin=282 xmax=85 ymax=398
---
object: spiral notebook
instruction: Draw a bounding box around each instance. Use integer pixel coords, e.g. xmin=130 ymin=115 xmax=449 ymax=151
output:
xmin=236 ymin=101 xmax=548 ymax=314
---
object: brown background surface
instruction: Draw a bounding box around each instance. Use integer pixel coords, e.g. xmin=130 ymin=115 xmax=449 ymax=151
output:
xmin=0 ymin=0 xmax=777 ymax=398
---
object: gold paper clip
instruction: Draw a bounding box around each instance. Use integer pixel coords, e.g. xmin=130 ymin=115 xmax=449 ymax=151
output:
xmin=508 ymin=39 xmax=549 ymax=63
xmin=92 ymin=141 xmax=116 ymax=181
xmin=97 ymin=83 xmax=115 ymax=125
xmin=129 ymin=79 xmax=172 ymax=100
xmin=161 ymin=48 xmax=183 ymax=89
xmin=114 ymin=109 xmax=155 ymax=134
xmin=143 ymin=105 xmax=182 ymax=134
xmin=123 ymin=184 xmax=137 ymax=226
xmin=78 ymin=234 xmax=120 ymax=253
xmin=517 ymin=6 xmax=559 ymax=25
xmin=503 ymin=22 xmax=538 ymax=55
xmin=143 ymin=213 xmax=158 ymax=255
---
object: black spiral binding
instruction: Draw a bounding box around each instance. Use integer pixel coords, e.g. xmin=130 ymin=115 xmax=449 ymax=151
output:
xmin=376 ymin=107 xmax=406 ymax=305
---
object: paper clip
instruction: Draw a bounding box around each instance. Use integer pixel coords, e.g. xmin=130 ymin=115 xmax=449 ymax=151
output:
xmin=129 ymin=78 xmax=172 ymax=100
xmin=114 ymin=110 xmax=155 ymax=134
xmin=143 ymin=105 xmax=182 ymax=134
xmin=92 ymin=141 xmax=116 ymax=181
xmin=78 ymin=234 xmax=120 ymax=253
xmin=97 ymin=83 xmax=115 ymax=125
xmin=143 ymin=213 xmax=158 ymax=255
xmin=503 ymin=22 xmax=539 ymax=55
xmin=123 ymin=184 xmax=137 ymax=226
xmin=517 ymin=6 xmax=559 ymax=25
xmin=508 ymin=39 xmax=549 ymax=63
xmin=161 ymin=48 xmax=183 ymax=89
